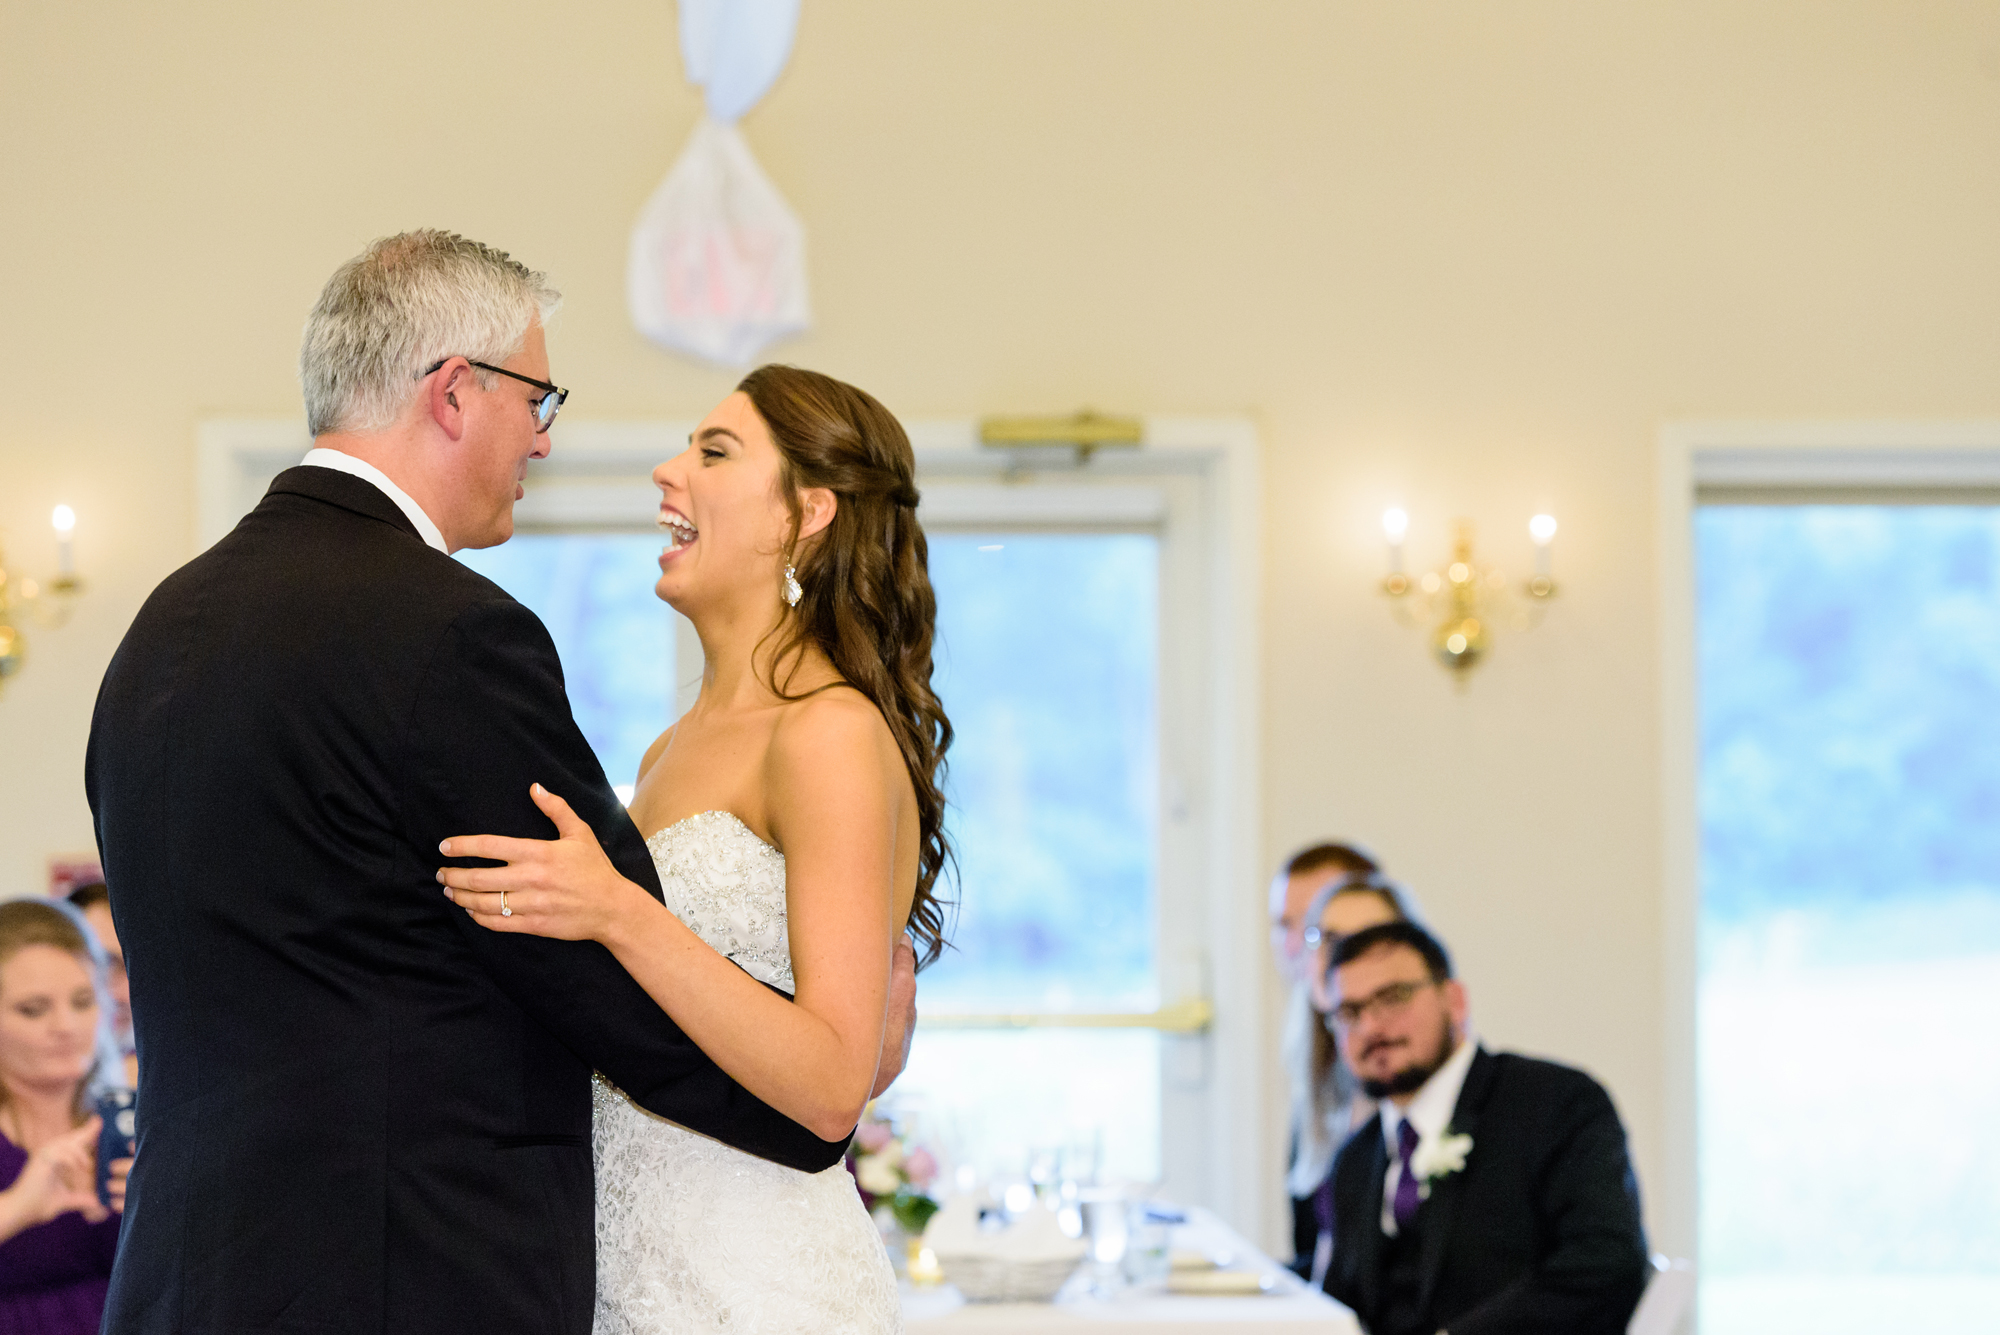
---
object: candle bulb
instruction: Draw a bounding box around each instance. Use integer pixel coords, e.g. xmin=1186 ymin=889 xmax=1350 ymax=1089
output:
xmin=1528 ymin=513 xmax=1557 ymax=579
xmin=1382 ymin=508 xmax=1410 ymax=575
xmin=52 ymin=505 xmax=76 ymax=578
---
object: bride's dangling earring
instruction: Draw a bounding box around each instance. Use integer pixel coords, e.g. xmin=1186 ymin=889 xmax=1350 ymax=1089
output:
xmin=783 ymin=564 xmax=802 ymax=609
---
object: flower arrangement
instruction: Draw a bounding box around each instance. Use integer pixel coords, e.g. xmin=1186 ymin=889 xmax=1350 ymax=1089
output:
xmin=847 ymin=1105 xmax=942 ymax=1237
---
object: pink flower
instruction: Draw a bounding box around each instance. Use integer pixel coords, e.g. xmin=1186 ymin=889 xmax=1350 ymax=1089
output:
xmin=903 ymin=1146 xmax=939 ymax=1189
xmin=854 ymin=1119 xmax=894 ymax=1153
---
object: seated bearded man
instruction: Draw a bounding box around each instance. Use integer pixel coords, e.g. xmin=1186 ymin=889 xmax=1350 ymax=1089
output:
xmin=1321 ymin=922 xmax=1650 ymax=1335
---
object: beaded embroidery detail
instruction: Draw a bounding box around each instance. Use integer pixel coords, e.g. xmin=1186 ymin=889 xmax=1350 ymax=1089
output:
xmin=644 ymin=810 xmax=794 ymax=992
xmin=592 ymin=810 xmax=900 ymax=1333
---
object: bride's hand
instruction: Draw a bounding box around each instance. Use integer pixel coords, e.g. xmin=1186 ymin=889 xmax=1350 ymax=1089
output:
xmin=437 ymin=784 xmax=647 ymax=943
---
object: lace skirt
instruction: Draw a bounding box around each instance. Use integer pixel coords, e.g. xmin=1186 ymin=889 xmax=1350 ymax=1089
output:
xmin=592 ymin=1078 xmax=902 ymax=1334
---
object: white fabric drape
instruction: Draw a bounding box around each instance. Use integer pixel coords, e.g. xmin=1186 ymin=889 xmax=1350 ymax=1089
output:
xmin=628 ymin=0 xmax=811 ymax=366
xmin=679 ymin=0 xmax=799 ymax=122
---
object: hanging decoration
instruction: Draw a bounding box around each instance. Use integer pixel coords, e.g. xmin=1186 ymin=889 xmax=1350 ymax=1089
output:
xmin=628 ymin=0 xmax=811 ymax=367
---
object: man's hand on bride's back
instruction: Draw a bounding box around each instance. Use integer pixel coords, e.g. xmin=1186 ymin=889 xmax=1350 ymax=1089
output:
xmin=438 ymin=784 xmax=652 ymax=944
xmin=870 ymin=937 xmax=918 ymax=1098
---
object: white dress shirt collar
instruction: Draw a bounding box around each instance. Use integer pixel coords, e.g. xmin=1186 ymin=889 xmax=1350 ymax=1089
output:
xmin=1379 ymin=1032 xmax=1478 ymax=1235
xmin=300 ymin=448 xmax=449 ymax=554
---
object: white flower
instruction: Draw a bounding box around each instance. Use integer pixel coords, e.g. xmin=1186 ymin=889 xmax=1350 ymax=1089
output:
xmin=1409 ymin=1131 xmax=1474 ymax=1198
xmin=856 ymin=1152 xmax=903 ymax=1196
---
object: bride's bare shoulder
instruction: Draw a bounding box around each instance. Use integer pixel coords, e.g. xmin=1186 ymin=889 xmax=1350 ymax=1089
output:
xmin=772 ymin=685 xmax=891 ymax=749
xmin=766 ymin=687 xmax=900 ymax=790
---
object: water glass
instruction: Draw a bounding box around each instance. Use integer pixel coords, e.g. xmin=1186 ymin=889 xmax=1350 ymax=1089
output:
xmin=1121 ymin=1205 xmax=1171 ymax=1286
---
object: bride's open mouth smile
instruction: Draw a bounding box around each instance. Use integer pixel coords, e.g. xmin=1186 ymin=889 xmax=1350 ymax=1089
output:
xmin=659 ymin=507 xmax=698 ymax=564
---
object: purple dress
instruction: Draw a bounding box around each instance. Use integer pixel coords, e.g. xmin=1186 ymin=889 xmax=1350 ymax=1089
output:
xmin=0 ymin=1131 xmax=119 ymax=1335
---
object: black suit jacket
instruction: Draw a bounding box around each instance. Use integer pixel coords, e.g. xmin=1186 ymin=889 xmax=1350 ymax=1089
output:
xmin=1324 ymin=1047 xmax=1650 ymax=1335
xmin=85 ymin=468 xmax=850 ymax=1334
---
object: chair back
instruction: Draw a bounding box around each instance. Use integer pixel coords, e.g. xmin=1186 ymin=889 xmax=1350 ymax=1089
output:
xmin=1626 ymin=1255 xmax=1695 ymax=1335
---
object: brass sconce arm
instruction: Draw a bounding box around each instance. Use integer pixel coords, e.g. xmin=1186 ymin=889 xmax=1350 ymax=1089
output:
xmin=0 ymin=506 xmax=88 ymax=693
xmin=1377 ymin=512 xmax=1558 ymax=684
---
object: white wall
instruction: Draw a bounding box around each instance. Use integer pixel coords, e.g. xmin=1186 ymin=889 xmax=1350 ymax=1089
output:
xmin=7 ymin=0 xmax=2000 ymax=1256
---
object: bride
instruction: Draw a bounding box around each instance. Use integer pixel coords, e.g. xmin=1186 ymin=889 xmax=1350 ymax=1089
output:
xmin=437 ymin=365 xmax=952 ymax=1332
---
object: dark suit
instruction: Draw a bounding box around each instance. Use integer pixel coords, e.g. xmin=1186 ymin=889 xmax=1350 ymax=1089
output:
xmin=1324 ymin=1047 xmax=1649 ymax=1335
xmin=85 ymin=467 xmax=849 ymax=1334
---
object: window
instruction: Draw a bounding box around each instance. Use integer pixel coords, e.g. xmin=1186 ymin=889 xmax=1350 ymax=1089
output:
xmin=922 ymin=533 xmax=1160 ymax=1013
xmin=1696 ymin=504 xmax=2000 ymax=1333
xmin=890 ymin=531 xmax=1163 ymax=1185
xmin=862 ymin=438 xmax=1258 ymax=1222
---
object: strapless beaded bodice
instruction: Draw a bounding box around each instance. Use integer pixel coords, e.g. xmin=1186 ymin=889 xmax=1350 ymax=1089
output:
xmin=645 ymin=810 xmax=793 ymax=992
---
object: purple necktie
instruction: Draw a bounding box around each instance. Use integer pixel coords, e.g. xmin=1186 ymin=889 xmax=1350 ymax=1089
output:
xmin=1392 ymin=1119 xmax=1422 ymax=1230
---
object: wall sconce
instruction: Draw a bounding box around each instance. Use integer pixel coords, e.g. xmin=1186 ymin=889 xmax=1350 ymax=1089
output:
xmin=0 ymin=506 xmax=86 ymax=694
xmin=1379 ymin=510 xmax=1557 ymax=684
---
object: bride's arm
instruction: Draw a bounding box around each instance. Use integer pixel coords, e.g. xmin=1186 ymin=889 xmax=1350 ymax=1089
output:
xmin=437 ymin=698 xmax=902 ymax=1141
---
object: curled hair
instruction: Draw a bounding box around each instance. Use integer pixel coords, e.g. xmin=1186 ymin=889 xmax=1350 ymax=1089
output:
xmin=300 ymin=229 xmax=561 ymax=436
xmin=739 ymin=365 xmax=954 ymax=966
xmin=0 ymin=900 xmax=107 ymax=1123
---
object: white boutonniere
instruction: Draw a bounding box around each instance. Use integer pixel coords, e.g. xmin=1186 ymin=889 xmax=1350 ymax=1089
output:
xmin=1409 ymin=1130 xmax=1474 ymax=1199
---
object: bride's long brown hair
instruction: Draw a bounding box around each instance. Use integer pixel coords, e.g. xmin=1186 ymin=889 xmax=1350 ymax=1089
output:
xmin=741 ymin=365 xmax=954 ymax=965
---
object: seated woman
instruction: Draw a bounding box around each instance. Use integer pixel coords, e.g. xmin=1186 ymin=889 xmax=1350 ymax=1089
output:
xmin=1299 ymin=875 xmax=1425 ymax=1286
xmin=0 ymin=900 xmax=125 ymax=1334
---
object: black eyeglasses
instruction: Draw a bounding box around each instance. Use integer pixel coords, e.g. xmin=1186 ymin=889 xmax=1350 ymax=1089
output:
xmin=1329 ymin=978 xmax=1437 ymax=1028
xmin=422 ymin=358 xmax=568 ymax=432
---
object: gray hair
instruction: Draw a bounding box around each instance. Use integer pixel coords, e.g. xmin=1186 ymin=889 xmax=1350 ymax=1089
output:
xmin=300 ymin=230 xmax=562 ymax=437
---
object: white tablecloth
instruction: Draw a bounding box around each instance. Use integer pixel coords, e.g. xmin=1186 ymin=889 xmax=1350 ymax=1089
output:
xmin=903 ymin=1207 xmax=1362 ymax=1333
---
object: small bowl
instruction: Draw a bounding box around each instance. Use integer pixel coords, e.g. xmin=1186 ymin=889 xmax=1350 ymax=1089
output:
xmin=937 ymin=1255 xmax=1080 ymax=1303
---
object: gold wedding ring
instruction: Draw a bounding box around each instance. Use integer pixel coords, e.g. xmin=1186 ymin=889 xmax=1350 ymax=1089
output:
xmin=500 ymin=891 xmax=511 ymax=918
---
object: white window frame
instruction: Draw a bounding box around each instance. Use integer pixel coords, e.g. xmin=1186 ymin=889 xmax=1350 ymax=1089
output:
xmin=197 ymin=414 xmax=1270 ymax=1239
xmin=1654 ymin=419 xmax=2000 ymax=1266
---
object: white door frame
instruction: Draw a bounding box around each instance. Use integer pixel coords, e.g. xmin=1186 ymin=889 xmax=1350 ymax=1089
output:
xmin=1653 ymin=419 xmax=2000 ymax=1265
xmin=197 ymin=414 xmax=1269 ymax=1240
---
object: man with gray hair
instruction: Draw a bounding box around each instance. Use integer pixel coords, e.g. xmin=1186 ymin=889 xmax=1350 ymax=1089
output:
xmin=85 ymin=231 xmax=917 ymax=1333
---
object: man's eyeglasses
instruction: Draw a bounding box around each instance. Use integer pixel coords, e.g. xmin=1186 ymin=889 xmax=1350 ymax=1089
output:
xmin=1329 ymin=978 xmax=1436 ymax=1028
xmin=423 ymin=358 xmax=568 ymax=433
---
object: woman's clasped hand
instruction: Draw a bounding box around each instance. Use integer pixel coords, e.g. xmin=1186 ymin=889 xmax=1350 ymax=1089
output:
xmin=1 ymin=1116 xmax=115 ymax=1234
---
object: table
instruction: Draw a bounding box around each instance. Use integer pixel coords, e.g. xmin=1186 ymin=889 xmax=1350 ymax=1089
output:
xmin=903 ymin=1207 xmax=1362 ymax=1333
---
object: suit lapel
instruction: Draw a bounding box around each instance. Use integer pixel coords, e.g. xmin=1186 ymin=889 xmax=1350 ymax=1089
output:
xmin=1414 ymin=1045 xmax=1495 ymax=1318
xmin=1346 ymin=1118 xmax=1388 ymax=1319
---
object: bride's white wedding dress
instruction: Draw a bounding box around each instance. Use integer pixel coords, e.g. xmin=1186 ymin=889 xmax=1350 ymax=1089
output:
xmin=591 ymin=811 xmax=903 ymax=1333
